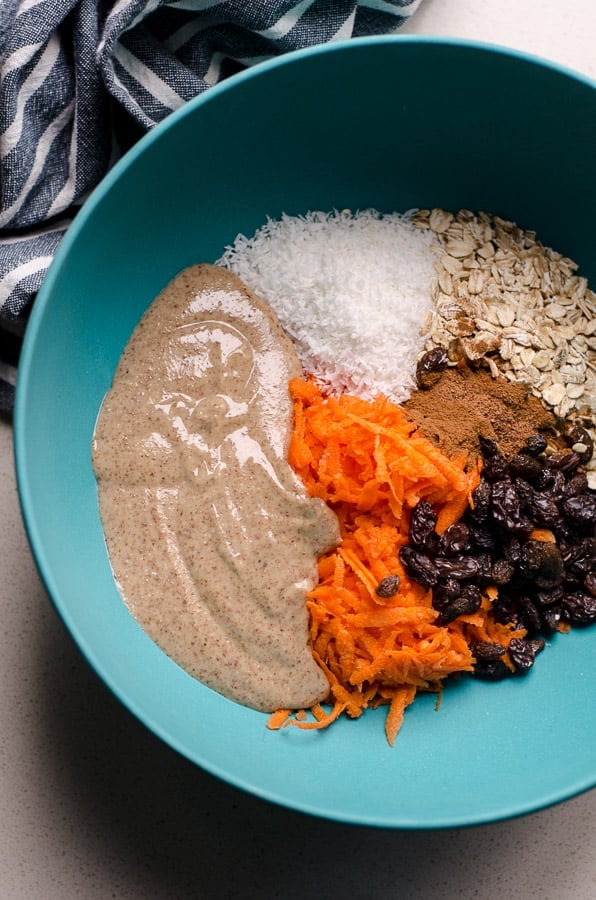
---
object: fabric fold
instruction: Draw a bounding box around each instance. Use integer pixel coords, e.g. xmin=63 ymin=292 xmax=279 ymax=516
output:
xmin=0 ymin=0 xmax=423 ymax=411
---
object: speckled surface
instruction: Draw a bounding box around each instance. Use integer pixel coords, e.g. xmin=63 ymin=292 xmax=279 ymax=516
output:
xmin=1 ymin=3 xmax=595 ymax=897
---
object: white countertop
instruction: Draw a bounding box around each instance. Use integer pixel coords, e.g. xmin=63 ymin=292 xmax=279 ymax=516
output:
xmin=1 ymin=2 xmax=594 ymax=898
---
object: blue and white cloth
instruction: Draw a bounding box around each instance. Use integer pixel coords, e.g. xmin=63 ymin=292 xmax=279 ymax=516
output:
xmin=0 ymin=0 xmax=423 ymax=411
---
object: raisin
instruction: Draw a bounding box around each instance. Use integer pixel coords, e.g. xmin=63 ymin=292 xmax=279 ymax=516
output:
xmin=491 ymin=480 xmax=533 ymax=534
xmin=375 ymin=574 xmax=400 ymax=598
xmin=584 ymin=572 xmax=596 ymax=597
xmin=483 ymin=454 xmax=509 ymax=483
xmin=514 ymin=478 xmax=534 ymax=508
xmin=432 ymin=577 xmax=460 ymax=610
xmin=444 ymin=576 xmax=461 ymax=599
xmin=554 ymin=516 xmax=578 ymax=544
xmin=563 ymin=494 xmax=596 ymax=527
xmin=436 ymin=585 xmax=482 ymax=624
xmin=561 ymin=592 xmax=596 ymax=625
xmin=534 ymin=468 xmax=556 ymax=492
xmin=545 ymin=450 xmax=582 ymax=473
xmin=409 ymin=500 xmax=438 ymax=548
xmin=473 ymin=659 xmax=511 ymax=680
xmin=468 ymin=523 xmax=496 ymax=551
xmin=478 ymin=435 xmax=499 ymax=458
xmin=521 ymin=540 xmax=564 ymax=590
xmin=537 ymin=542 xmax=565 ymax=584
xmin=470 ymin=479 xmax=492 ymax=522
xmin=562 ymin=538 xmax=595 ymax=579
xmin=503 ymin=535 xmax=522 ymax=565
xmin=564 ymin=424 xmax=594 ymax=464
xmin=563 ymin=471 xmax=589 ymax=498
xmin=518 ymin=540 xmax=544 ymax=577
xmin=461 ymin=584 xmax=482 ymax=607
xmin=470 ymin=640 xmax=506 ymax=661
xmin=508 ymin=637 xmax=545 ymax=672
xmin=548 ymin=470 xmax=567 ymax=498
xmin=492 ymin=593 xmax=520 ymax=627
xmin=415 ymin=348 xmax=449 ymax=389
xmin=398 ymin=545 xmax=438 ymax=588
xmin=513 ymin=514 xmax=535 ymax=537
xmin=558 ymin=541 xmax=574 ymax=564
xmin=437 ymin=522 xmax=470 ymax=556
xmin=491 ymin=558 xmax=515 ymax=585
xmin=435 ymin=601 xmax=465 ymax=625
xmin=424 ymin=531 xmax=441 ymax=556
xmin=434 ymin=556 xmax=480 ymax=580
xmin=535 ymin=587 xmax=564 ymax=608
xmin=491 ymin=478 xmax=519 ymax=520
xmin=509 ymin=452 xmax=543 ymax=480
xmin=517 ymin=595 xmax=543 ymax=634
xmin=476 ymin=553 xmax=494 ymax=582
xmin=524 ymin=491 xmax=561 ymax=528
xmin=525 ymin=433 xmax=547 ymax=457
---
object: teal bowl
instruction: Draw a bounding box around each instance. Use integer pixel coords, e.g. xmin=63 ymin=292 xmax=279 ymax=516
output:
xmin=14 ymin=37 xmax=596 ymax=828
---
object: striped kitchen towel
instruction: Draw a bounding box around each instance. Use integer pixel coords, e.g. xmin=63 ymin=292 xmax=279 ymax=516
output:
xmin=0 ymin=0 xmax=424 ymax=411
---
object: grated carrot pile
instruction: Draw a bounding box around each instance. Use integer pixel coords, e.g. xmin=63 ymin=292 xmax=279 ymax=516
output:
xmin=268 ymin=379 xmax=526 ymax=745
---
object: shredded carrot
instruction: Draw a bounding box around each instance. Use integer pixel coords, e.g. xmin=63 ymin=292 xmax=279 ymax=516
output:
xmin=268 ymin=708 xmax=292 ymax=729
xmin=267 ymin=379 xmax=524 ymax=744
xmin=385 ymin=686 xmax=417 ymax=746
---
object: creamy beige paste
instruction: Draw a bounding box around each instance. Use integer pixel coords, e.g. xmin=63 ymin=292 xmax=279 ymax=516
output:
xmin=93 ymin=264 xmax=339 ymax=711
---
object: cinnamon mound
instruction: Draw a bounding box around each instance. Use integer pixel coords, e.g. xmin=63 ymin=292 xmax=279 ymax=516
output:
xmin=403 ymin=366 xmax=555 ymax=462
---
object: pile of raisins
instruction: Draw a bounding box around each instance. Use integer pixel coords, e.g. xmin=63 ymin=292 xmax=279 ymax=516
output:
xmin=398 ymin=426 xmax=596 ymax=680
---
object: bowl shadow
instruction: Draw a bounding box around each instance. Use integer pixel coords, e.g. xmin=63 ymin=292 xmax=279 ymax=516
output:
xmin=37 ymin=602 xmax=595 ymax=899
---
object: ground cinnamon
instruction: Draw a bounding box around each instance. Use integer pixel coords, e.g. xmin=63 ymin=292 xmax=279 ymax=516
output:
xmin=403 ymin=366 xmax=556 ymax=463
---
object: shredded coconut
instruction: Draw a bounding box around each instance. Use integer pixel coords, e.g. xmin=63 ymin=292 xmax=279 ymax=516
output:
xmin=217 ymin=209 xmax=436 ymax=403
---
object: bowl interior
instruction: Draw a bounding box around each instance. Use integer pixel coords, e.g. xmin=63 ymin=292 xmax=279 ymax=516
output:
xmin=15 ymin=37 xmax=596 ymax=828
